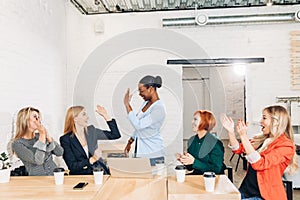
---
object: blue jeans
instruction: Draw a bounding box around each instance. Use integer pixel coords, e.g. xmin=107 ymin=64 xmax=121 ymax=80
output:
xmin=149 ymin=156 xmax=164 ymax=166
xmin=240 ymin=192 xmax=262 ymax=200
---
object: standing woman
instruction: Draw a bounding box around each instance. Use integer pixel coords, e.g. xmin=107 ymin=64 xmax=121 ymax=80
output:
xmin=221 ymin=105 xmax=298 ymax=200
xmin=60 ymin=105 xmax=121 ymax=175
xmin=124 ymin=75 xmax=166 ymax=165
xmin=12 ymin=107 xmax=64 ymax=176
xmin=176 ymin=110 xmax=226 ymax=175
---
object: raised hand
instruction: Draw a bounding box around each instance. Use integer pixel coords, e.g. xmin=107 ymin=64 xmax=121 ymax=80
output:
xmin=123 ymin=88 xmax=133 ymax=106
xmin=220 ymin=113 xmax=234 ymax=133
xmin=236 ymin=119 xmax=248 ymax=137
xmin=96 ymin=105 xmax=111 ymax=121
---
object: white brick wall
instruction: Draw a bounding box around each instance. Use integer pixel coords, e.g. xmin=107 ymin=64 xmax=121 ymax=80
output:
xmin=0 ymin=0 xmax=66 ymax=155
xmin=1 ymin=1 xmax=299 ymax=171
xmin=66 ymin=4 xmax=300 ymax=169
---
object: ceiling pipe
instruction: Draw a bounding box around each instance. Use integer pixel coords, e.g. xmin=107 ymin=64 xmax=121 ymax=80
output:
xmin=162 ymin=10 xmax=300 ymax=27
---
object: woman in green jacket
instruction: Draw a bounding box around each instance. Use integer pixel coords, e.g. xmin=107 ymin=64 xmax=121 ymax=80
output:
xmin=176 ymin=110 xmax=226 ymax=175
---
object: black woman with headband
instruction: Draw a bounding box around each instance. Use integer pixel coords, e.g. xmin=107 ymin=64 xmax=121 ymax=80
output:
xmin=124 ymin=75 xmax=166 ymax=166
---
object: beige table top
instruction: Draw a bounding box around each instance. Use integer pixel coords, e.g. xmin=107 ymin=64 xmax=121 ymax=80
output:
xmin=94 ymin=176 xmax=167 ymax=200
xmin=0 ymin=175 xmax=109 ymax=199
xmin=168 ymin=175 xmax=241 ymax=200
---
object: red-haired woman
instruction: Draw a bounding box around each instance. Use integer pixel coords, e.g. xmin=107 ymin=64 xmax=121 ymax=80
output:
xmin=176 ymin=110 xmax=226 ymax=175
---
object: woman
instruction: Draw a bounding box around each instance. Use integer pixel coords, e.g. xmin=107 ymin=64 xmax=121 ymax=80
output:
xmin=221 ymin=105 xmax=298 ymax=200
xmin=124 ymin=75 xmax=166 ymax=165
xmin=60 ymin=105 xmax=121 ymax=175
xmin=176 ymin=110 xmax=226 ymax=175
xmin=12 ymin=107 xmax=64 ymax=176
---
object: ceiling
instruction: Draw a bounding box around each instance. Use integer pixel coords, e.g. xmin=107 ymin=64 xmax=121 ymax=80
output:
xmin=70 ymin=0 xmax=300 ymax=15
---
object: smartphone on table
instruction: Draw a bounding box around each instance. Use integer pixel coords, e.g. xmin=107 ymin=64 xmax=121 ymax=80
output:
xmin=73 ymin=182 xmax=88 ymax=190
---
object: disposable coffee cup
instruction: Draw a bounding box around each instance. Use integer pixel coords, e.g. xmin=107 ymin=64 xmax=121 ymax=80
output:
xmin=155 ymin=160 xmax=165 ymax=176
xmin=203 ymin=172 xmax=216 ymax=192
xmin=53 ymin=168 xmax=65 ymax=185
xmin=175 ymin=165 xmax=186 ymax=183
xmin=93 ymin=168 xmax=104 ymax=185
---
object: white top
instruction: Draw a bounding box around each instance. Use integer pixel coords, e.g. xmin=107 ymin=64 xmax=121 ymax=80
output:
xmin=83 ymin=145 xmax=89 ymax=158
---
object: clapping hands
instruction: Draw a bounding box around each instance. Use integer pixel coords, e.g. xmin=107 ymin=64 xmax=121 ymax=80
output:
xmin=220 ymin=113 xmax=234 ymax=133
xmin=176 ymin=152 xmax=195 ymax=165
xmin=220 ymin=113 xmax=248 ymax=137
xmin=236 ymin=119 xmax=248 ymax=137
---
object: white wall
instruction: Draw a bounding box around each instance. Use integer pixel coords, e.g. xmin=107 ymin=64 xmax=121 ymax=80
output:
xmin=0 ymin=0 xmax=66 ymax=162
xmin=66 ymin=4 xmax=300 ymax=169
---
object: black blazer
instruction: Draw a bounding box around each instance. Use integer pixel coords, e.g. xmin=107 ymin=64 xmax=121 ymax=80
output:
xmin=60 ymin=119 xmax=121 ymax=175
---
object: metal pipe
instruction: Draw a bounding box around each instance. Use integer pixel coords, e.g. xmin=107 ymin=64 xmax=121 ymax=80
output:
xmin=162 ymin=11 xmax=299 ymax=27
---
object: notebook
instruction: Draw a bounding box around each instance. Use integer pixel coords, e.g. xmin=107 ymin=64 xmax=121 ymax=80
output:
xmin=107 ymin=157 xmax=153 ymax=179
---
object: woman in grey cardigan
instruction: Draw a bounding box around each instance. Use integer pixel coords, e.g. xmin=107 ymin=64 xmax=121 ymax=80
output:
xmin=12 ymin=107 xmax=64 ymax=176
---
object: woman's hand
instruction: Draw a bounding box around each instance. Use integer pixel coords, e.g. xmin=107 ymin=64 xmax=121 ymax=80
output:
xmin=220 ymin=113 xmax=235 ymax=133
xmin=175 ymin=153 xmax=182 ymax=161
xmin=124 ymin=88 xmax=133 ymax=113
xmin=179 ymin=152 xmax=195 ymax=165
xmin=124 ymin=88 xmax=133 ymax=106
xmin=96 ymin=105 xmax=111 ymax=121
xmin=124 ymin=143 xmax=131 ymax=157
xmin=36 ymin=122 xmax=47 ymax=143
xmin=93 ymin=148 xmax=102 ymax=160
xmin=236 ymin=119 xmax=248 ymax=137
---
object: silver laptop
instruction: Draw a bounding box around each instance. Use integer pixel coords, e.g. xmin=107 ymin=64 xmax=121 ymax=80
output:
xmin=107 ymin=157 xmax=153 ymax=179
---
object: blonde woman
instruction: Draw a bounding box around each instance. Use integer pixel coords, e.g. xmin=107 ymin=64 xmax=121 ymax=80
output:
xmin=12 ymin=107 xmax=63 ymax=176
xmin=221 ymin=105 xmax=298 ymax=200
xmin=60 ymin=105 xmax=121 ymax=175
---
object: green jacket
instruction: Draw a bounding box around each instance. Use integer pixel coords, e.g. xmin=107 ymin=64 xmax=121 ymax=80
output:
xmin=186 ymin=132 xmax=226 ymax=174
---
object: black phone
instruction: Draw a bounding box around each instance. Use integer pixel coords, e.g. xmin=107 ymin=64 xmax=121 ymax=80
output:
xmin=73 ymin=182 xmax=88 ymax=190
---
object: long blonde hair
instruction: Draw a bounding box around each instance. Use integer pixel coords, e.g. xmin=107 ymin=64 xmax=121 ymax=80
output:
xmin=14 ymin=107 xmax=40 ymax=140
xmin=252 ymin=105 xmax=298 ymax=174
xmin=64 ymin=106 xmax=84 ymax=135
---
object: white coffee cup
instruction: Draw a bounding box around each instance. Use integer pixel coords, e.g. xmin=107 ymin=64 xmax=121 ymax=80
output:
xmin=175 ymin=165 xmax=186 ymax=183
xmin=93 ymin=168 xmax=104 ymax=185
xmin=53 ymin=168 xmax=65 ymax=185
xmin=203 ymin=172 xmax=216 ymax=192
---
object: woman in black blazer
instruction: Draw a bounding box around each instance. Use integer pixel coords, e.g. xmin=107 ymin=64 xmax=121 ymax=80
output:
xmin=60 ymin=105 xmax=121 ymax=175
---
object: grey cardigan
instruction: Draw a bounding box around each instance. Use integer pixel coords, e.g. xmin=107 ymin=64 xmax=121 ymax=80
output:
xmin=12 ymin=133 xmax=64 ymax=176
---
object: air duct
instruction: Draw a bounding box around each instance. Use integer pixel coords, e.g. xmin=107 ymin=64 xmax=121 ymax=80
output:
xmin=162 ymin=11 xmax=300 ymax=27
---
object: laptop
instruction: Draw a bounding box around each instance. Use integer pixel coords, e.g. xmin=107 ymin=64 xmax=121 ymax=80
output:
xmin=107 ymin=157 xmax=153 ymax=179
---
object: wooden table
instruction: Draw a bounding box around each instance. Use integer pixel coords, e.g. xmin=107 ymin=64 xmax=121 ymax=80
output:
xmin=0 ymin=175 xmax=109 ymax=199
xmin=168 ymin=175 xmax=241 ymax=200
xmin=94 ymin=176 xmax=167 ymax=200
